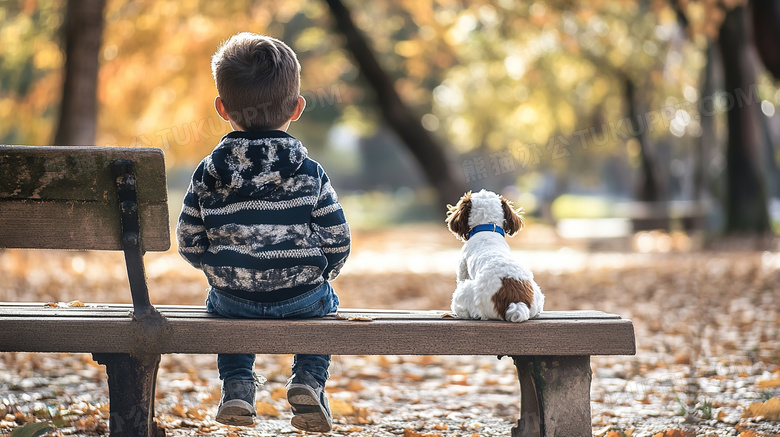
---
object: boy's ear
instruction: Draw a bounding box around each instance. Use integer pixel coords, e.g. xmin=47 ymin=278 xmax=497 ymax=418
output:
xmin=290 ymin=95 xmax=306 ymax=122
xmin=215 ymin=96 xmax=231 ymax=121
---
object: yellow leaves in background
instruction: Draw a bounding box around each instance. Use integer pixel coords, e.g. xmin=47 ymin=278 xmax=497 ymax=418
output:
xmin=296 ymin=27 xmax=328 ymax=52
xmin=395 ymin=40 xmax=423 ymax=58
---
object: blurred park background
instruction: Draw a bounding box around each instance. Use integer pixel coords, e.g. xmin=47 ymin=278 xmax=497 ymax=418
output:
xmin=2 ymin=0 xmax=780 ymax=238
xmin=2 ymin=0 xmax=780 ymax=435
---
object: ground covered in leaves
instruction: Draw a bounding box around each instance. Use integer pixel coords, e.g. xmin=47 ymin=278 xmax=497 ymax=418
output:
xmin=1 ymin=226 xmax=779 ymax=436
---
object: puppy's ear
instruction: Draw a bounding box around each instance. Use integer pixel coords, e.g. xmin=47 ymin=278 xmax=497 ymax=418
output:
xmin=446 ymin=191 xmax=472 ymax=241
xmin=501 ymin=196 xmax=525 ymax=236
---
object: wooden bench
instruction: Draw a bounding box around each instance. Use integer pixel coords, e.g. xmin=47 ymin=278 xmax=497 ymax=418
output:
xmin=0 ymin=145 xmax=636 ymax=437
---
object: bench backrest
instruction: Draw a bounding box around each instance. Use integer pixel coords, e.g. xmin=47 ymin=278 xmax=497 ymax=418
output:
xmin=0 ymin=145 xmax=170 ymax=251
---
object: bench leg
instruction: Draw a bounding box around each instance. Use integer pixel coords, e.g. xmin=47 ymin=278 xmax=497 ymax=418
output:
xmin=511 ymin=356 xmax=592 ymax=437
xmin=93 ymin=353 xmax=164 ymax=437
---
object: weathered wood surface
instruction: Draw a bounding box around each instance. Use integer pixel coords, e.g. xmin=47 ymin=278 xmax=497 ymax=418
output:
xmin=0 ymin=145 xmax=170 ymax=251
xmin=0 ymin=306 xmax=636 ymax=356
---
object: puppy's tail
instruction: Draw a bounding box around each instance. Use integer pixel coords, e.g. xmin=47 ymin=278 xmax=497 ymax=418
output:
xmin=492 ymin=278 xmax=535 ymax=323
xmin=505 ymin=302 xmax=530 ymax=323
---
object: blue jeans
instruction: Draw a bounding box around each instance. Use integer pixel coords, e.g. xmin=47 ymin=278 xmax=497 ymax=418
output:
xmin=205 ymin=281 xmax=339 ymax=386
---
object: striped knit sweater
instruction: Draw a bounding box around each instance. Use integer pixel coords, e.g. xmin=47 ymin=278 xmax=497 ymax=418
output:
xmin=176 ymin=130 xmax=351 ymax=302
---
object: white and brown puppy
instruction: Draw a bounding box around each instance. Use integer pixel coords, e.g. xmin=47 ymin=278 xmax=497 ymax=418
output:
xmin=445 ymin=190 xmax=544 ymax=322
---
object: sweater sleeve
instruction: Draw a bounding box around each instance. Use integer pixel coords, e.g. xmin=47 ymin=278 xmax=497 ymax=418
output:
xmin=311 ymin=169 xmax=351 ymax=281
xmin=176 ymin=164 xmax=210 ymax=269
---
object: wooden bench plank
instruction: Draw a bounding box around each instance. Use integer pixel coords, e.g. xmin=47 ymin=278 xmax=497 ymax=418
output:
xmin=0 ymin=304 xmax=623 ymax=320
xmin=0 ymin=311 xmax=636 ymax=356
xmin=0 ymin=201 xmax=170 ymax=251
xmin=0 ymin=145 xmax=170 ymax=251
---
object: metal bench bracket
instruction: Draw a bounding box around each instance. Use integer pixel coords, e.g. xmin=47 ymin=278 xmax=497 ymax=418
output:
xmin=98 ymin=160 xmax=169 ymax=436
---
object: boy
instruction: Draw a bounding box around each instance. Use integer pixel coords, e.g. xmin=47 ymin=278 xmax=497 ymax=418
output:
xmin=176 ymin=32 xmax=350 ymax=433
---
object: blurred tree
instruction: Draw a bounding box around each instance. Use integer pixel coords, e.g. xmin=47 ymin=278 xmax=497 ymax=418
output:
xmin=625 ymin=76 xmax=664 ymax=202
xmin=752 ymin=0 xmax=780 ymax=80
xmin=53 ymin=0 xmax=105 ymax=146
xmin=322 ymin=0 xmax=465 ymax=207
xmin=717 ymin=5 xmax=771 ymax=234
xmin=676 ymin=0 xmax=773 ymax=235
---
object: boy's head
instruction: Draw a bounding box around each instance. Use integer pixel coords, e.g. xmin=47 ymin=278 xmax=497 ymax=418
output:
xmin=211 ymin=32 xmax=303 ymax=131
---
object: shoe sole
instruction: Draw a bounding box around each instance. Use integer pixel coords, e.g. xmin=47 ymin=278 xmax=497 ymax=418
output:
xmin=215 ymin=399 xmax=255 ymax=426
xmin=287 ymin=384 xmax=332 ymax=432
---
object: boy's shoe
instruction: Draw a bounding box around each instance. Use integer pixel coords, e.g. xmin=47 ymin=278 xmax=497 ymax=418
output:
xmin=215 ymin=376 xmax=260 ymax=426
xmin=286 ymin=370 xmax=333 ymax=433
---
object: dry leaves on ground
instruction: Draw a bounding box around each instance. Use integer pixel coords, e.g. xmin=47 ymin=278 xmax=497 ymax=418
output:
xmin=1 ymin=226 xmax=779 ymax=436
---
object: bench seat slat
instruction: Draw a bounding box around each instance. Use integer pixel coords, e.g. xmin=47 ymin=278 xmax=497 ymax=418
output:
xmin=0 ymin=309 xmax=636 ymax=356
xmin=0 ymin=304 xmax=622 ymax=320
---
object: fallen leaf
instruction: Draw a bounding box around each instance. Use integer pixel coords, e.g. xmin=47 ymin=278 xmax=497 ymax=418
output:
xmin=67 ymin=300 xmax=85 ymax=307
xmin=75 ymin=416 xmax=107 ymax=433
xmin=743 ymin=397 xmax=780 ymax=420
xmin=441 ymin=313 xmax=456 ymax=318
xmin=401 ymin=430 xmax=442 ymax=437
xmin=345 ymin=380 xmax=365 ymax=392
xmin=335 ymin=425 xmax=364 ymax=433
xmin=270 ymin=386 xmax=287 ymax=401
xmin=255 ymin=401 xmax=279 ymax=417
xmin=330 ymin=398 xmax=356 ymax=417
xmin=8 ymin=421 xmax=53 ymax=437
xmin=171 ymin=404 xmax=186 ymax=418
xmin=757 ymin=372 xmax=780 ymax=389
xmin=652 ymin=431 xmax=694 ymax=437
xmin=336 ymin=313 xmax=374 ymax=321
xmin=594 ymin=425 xmax=612 ymax=437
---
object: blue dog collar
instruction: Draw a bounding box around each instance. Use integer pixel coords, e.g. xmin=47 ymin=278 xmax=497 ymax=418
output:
xmin=467 ymin=224 xmax=505 ymax=239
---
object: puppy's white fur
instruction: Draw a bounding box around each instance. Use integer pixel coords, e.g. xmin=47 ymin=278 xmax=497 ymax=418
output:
xmin=446 ymin=190 xmax=544 ymax=322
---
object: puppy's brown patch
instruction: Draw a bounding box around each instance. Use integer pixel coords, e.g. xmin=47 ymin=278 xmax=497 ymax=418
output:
xmin=491 ymin=278 xmax=534 ymax=320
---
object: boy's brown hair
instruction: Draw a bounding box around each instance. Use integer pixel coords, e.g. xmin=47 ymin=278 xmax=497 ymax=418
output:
xmin=211 ymin=32 xmax=301 ymax=131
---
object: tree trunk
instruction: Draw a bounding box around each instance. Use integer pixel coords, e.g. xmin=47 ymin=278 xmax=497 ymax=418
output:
xmin=696 ymin=42 xmax=719 ymax=203
xmin=751 ymin=0 xmax=780 ymax=80
xmin=53 ymin=0 xmax=106 ymax=146
xmin=624 ymin=77 xmax=663 ymax=202
xmin=717 ymin=6 xmax=772 ymax=235
xmin=323 ymin=0 xmax=466 ymax=208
